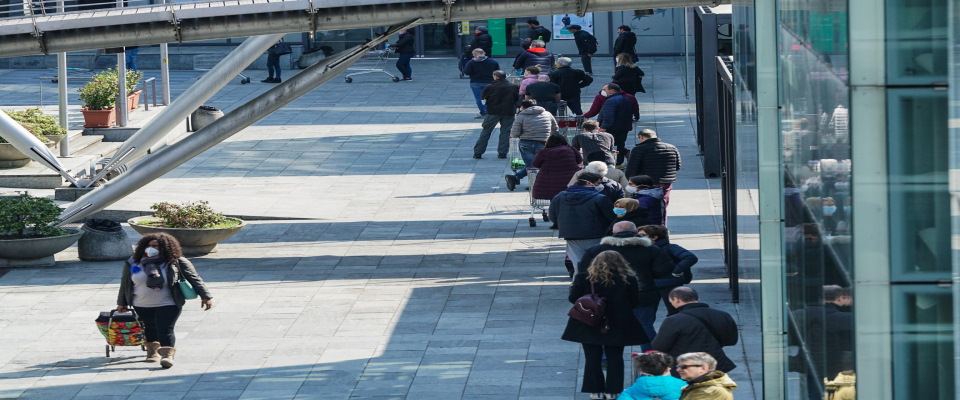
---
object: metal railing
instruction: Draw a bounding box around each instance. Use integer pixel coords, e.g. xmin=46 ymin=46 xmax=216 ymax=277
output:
xmin=1 ymin=0 xmax=160 ymax=19
xmin=142 ymin=76 xmax=156 ymax=111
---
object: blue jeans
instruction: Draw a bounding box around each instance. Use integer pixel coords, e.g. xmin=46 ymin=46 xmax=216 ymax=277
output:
xmin=395 ymin=53 xmax=413 ymax=79
xmin=474 ymin=114 xmax=514 ymax=156
xmin=470 ymin=82 xmax=488 ymax=115
xmin=633 ymin=305 xmax=658 ymax=352
xmin=125 ymin=47 xmax=139 ymax=71
xmin=514 ymin=140 xmax=544 ymax=180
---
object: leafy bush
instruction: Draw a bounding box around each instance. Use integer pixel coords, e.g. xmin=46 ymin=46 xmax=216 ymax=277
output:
xmin=78 ymin=68 xmax=144 ymax=110
xmin=149 ymin=201 xmax=232 ymax=229
xmin=2 ymin=108 xmax=63 ymax=143
xmin=0 ymin=193 xmax=67 ymax=238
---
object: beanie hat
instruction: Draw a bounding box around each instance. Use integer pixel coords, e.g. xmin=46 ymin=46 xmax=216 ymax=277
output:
xmin=476 ymin=26 xmax=488 ymax=32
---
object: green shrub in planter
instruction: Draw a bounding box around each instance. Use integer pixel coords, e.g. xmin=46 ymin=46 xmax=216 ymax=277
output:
xmin=0 ymin=193 xmax=66 ymax=239
xmin=78 ymin=70 xmax=117 ymax=111
xmin=147 ymin=200 xmax=239 ymax=229
xmin=2 ymin=108 xmax=62 ymax=143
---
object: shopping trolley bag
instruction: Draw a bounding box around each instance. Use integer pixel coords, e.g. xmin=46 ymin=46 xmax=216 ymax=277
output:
xmin=508 ymin=138 xmax=526 ymax=172
xmin=95 ymin=309 xmax=145 ymax=357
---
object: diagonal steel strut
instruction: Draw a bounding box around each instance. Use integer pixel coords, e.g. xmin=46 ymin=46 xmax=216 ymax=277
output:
xmin=0 ymin=110 xmax=79 ymax=187
xmin=57 ymin=19 xmax=422 ymax=226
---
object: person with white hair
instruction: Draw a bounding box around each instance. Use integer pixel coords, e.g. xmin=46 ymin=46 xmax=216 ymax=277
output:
xmin=549 ymin=56 xmax=593 ymax=115
xmin=568 ymin=159 xmax=626 ymax=201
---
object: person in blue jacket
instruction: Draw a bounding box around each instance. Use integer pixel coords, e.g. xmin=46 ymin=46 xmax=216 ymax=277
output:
xmin=598 ymin=83 xmax=637 ymax=166
xmin=638 ymin=224 xmax=699 ymax=315
xmin=619 ymin=351 xmax=687 ymax=400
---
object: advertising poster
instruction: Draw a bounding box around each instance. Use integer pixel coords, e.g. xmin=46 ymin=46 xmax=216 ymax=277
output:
xmin=553 ymin=13 xmax=594 ymax=39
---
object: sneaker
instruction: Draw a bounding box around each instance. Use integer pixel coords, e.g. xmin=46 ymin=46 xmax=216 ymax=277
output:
xmin=473 ymin=154 xmax=482 ymax=159
xmin=261 ymin=78 xmax=274 ymax=83
xmin=402 ymin=77 xmax=412 ymax=81
xmin=474 ymin=114 xmax=485 ymax=119
xmin=605 ymin=394 xmax=619 ymax=400
xmin=590 ymin=394 xmax=604 ymax=400
xmin=497 ymin=154 xmax=507 ymax=159
xmin=504 ymin=174 xmax=518 ymax=191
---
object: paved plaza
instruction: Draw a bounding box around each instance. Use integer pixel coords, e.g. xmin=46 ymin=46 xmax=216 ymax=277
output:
xmin=0 ymin=56 xmax=760 ymax=399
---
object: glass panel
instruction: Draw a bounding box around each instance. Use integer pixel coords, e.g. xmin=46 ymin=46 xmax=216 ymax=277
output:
xmin=891 ymin=286 xmax=954 ymax=399
xmin=885 ymin=0 xmax=948 ymax=84
xmin=887 ymin=90 xmax=950 ymax=280
xmin=779 ymin=0 xmax=848 ymax=76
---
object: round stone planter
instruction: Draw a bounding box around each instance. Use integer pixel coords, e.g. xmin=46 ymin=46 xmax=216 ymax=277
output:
xmin=0 ymin=228 xmax=84 ymax=262
xmin=127 ymin=216 xmax=246 ymax=256
xmin=0 ymin=142 xmax=58 ymax=168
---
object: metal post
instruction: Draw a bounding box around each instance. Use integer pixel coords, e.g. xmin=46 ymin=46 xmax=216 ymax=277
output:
xmin=58 ymin=20 xmax=420 ymax=225
xmin=56 ymin=0 xmax=68 ymax=156
xmin=159 ymin=0 xmax=171 ymax=105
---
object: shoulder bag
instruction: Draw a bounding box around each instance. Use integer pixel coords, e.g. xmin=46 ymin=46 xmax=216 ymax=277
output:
xmin=173 ymin=259 xmax=199 ymax=300
xmin=271 ymin=41 xmax=292 ymax=56
xmin=568 ymin=281 xmax=608 ymax=333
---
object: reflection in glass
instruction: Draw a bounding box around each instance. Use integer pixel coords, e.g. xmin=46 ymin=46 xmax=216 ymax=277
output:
xmin=885 ymin=0 xmax=948 ymax=83
xmin=891 ymin=286 xmax=953 ymax=399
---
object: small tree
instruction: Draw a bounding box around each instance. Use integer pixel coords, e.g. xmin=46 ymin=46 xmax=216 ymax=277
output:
xmin=151 ymin=201 xmax=228 ymax=229
xmin=0 ymin=193 xmax=66 ymax=238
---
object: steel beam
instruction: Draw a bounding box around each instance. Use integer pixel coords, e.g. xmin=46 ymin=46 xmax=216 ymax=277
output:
xmin=57 ymin=19 xmax=420 ymax=225
xmin=86 ymin=33 xmax=283 ymax=186
xmin=0 ymin=0 xmax=721 ymax=57
xmin=0 ymin=111 xmax=79 ymax=186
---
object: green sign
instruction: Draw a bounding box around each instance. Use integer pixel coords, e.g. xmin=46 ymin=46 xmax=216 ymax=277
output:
xmin=488 ymin=18 xmax=506 ymax=56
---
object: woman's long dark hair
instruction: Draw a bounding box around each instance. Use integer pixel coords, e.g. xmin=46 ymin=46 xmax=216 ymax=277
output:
xmin=545 ymin=134 xmax=569 ymax=148
xmin=133 ymin=233 xmax=183 ymax=263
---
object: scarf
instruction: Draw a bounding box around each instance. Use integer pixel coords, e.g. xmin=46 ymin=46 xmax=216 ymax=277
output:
xmin=141 ymin=255 xmax=167 ymax=289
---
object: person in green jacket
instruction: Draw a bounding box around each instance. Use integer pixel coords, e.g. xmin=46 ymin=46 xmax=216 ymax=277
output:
xmin=676 ymin=352 xmax=737 ymax=400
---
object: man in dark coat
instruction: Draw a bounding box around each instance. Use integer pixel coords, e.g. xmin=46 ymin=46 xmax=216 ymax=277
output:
xmin=513 ymin=40 xmax=555 ymax=71
xmin=526 ymin=19 xmax=551 ymax=43
xmin=580 ymin=221 xmax=675 ymax=349
xmin=627 ymin=129 xmax=681 ymax=220
xmin=791 ymin=285 xmax=853 ymax=400
xmin=468 ymin=26 xmax=493 ymax=56
xmin=392 ymin=28 xmax=415 ymax=81
xmin=637 ymin=224 xmax=699 ymax=315
xmin=549 ymin=172 xmax=617 ymax=273
xmin=474 ymin=70 xmax=519 ymax=159
xmin=524 ymin=74 xmax=562 ymax=116
xmin=462 ymin=48 xmax=500 ymax=119
xmin=651 ymin=287 xmax=739 ymax=373
xmin=548 ymin=57 xmax=593 ymax=116
xmin=598 ymin=83 xmax=635 ymax=166
xmin=613 ymin=25 xmax=638 ymax=63
xmin=568 ymin=25 xmax=598 ymax=74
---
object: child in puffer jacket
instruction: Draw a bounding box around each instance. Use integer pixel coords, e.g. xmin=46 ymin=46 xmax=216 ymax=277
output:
xmin=619 ymin=352 xmax=687 ymax=400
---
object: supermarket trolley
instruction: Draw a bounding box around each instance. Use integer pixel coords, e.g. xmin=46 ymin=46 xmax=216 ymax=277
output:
xmin=555 ymin=100 xmax=584 ymax=141
xmin=526 ymin=168 xmax=551 ymax=227
xmin=344 ymin=49 xmax=400 ymax=83
xmin=95 ymin=309 xmax=146 ymax=357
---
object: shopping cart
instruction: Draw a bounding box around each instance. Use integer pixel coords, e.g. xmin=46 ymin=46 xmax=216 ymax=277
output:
xmin=555 ymin=100 xmax=584 ymax=141
xmin=526 ymin=168 xmax=551 ymax=227
xmin=95 ymin=309 xmax=146 ymax=357
xmin=344 ymin=48 xmax=400 ymax=83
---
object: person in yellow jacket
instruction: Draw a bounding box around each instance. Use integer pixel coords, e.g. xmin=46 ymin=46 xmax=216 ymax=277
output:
xmin=675 ymin=352 xmax=737 ymax=400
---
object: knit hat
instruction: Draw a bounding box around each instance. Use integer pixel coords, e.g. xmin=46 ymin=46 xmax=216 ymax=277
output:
xmin=476 ymin=26 xmax=488 ymax=32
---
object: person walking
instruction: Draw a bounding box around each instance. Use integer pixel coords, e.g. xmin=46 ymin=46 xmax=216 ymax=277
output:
xmin=117 ymin=233 xmax=213 ymax=369
xmin=262 ymin=40 xmax=286 ymax=83
xmin=562 ymin=250 xmax=649 ymax=400
xmin=392 ymin=28 xmax=415 ymax=81
xmin=638 ymin=225 xmax=699 ymax=315
xmin=598 ymin=83 xmax=636 ymax=166
xmin=619 ymin=351 xmax=688 ymax=400
xmin=504 ymin=99 xmax=558 ymax=190
xmin=524 ymin=74 xmax=562 ymax=116
xmin=462 ymin=48 xmax=501 ymax=119
xmin=530 ymin=134 xmax=582 ymax=202
xmin=125 ymin=46 xmax=140 ymax=72
xmin=571 ymin=120 xmax=616 ymax=166
xmin=676 ymin=352 xmax=738 ymax=400
xmin=651 ymin=287 xmax=739 ymax=373
xmin=474 ymin=70 xmax=519 ymax=159
xmin=468 ymin=26 xmax=493 ymax=56
xmin=548 ymin=172 xmax=617 ymax=271
xmin=613 ymin=25 xmax=638 ymax=64
xmin=612 ymin=53 xmax=646 ymax=95
xmin=568 ymin=24 xmax=599 ymax=75
xmin=526 ymin=19 xmax=552 ymax=43
xmin=513 ymin=40 xmax=555 ymax=72
xmin=580 ymin=221 xmax=674 ymax=350
xmin=626 ymin=129 xmax=681 ymax=219
xmin=549 ymin=57 xmax=593 ymax=116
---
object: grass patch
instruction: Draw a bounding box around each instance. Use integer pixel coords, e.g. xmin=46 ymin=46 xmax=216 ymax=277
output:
xmin=137 ymin=218 xmax=242 ymax=229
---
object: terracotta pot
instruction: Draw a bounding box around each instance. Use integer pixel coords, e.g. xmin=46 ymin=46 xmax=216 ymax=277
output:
xmin=127 ymin=216 xmax=247 ymax=256
xmin=81 ymin=106 xmax=116 ymax=128
xmin=127 ymin=90 xmax=142 ymax=111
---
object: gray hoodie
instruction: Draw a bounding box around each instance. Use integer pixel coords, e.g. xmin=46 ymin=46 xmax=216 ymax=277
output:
xmin=510 ymin=106 xmax=559 ymax=143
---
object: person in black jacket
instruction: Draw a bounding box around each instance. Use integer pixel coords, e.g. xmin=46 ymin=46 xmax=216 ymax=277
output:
xmin=568 ymin=25 xmax=598 ymax=74
xmin=548 ymin=57 xmax=593 ymax=116
xmin=468 ymin=26 xmax=493 ymax=56
xmin=392 ymin=28 xmax=415 ymax=81
xmin=562 ymin=250 xmax=649 ymax=399
xmin=513 ymin=40 xmax=555 ymax=72
xmin=474 ymin=70 xmax=519 ymax=159
xmin=580 ymin=221 xmax=675 ymax=351
xmin=613 ymin=25 xmax=638 ymax=64
xmin=526 ymin=19 xmax=551 ymax=43
xmin=626 ymin=129 xmax=681 ymax=221
xmin=598 ymin=83 xmax=636 ymax=166
xmin=549 ymin=172 xmax=617 ymax=273
xmin=463 ymin=48 xmax=501 ymax=119
xmin=651 ymin=287 xmax=739 ymax=374
xmin=638 ymin=224 xmax=699 ymax=315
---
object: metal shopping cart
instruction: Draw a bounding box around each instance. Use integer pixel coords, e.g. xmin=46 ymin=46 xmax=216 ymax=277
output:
xmin=555 ymin=100 xmax=584 ymax=142
xmin=344 ymin=48 xmax=400 ymax=83
xmin=526 ymin=168 xmax=552 ymax=227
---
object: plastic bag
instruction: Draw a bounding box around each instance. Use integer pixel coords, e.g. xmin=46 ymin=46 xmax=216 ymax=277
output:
xmin=508 ymin=138 xmax=525 ymax=171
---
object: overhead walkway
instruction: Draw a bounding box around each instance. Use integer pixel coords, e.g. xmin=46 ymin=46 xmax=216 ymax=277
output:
xmin=0 ymin=0 xmax=720 ymax=57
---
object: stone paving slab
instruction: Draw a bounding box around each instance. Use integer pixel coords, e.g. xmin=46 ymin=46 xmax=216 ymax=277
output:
xmin=0 ymin=56 xmax=759 ymax=399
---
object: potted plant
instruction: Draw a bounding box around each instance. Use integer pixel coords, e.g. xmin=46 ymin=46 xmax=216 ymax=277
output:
xmin=127 ymin=200 xmax=246 ymax=256
xmin=0 ymin=193 xmax=84 ymax=264
xmin=0 ymin=109 xmax=55 ymax=168
xmin=78 ymin=70 xmax=117 ymax=128
xmin=106 ymin=68 xmax=144 ymax=111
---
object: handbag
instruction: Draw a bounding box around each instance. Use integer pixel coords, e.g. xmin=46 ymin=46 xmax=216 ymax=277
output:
xmin=568 ymin=281 xmax=608 ymax=333
xmin=272 ymin=41 xmax=292 ymax=56
xmin=178 ymin=278 xmax=198 ymax=300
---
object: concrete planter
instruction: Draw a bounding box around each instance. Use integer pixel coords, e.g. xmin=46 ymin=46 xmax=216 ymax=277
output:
xmin=0 ymin=228 xmax=84 ymax=267
xmin=127 ymin=216 xmax=246 ymax=256
xmin=0 ymin=142 xmax=56 ymax=168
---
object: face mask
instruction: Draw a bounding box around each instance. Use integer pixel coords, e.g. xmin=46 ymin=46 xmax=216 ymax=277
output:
xmin=594 ymin=184 xmax=604 ymax=191
xmin=822 ymin=206 xmax=837 ymax=216
xmin=144 ymin=247 xmax=160 ymax=257
xmin=613 ymin=207 xmax=627 ymax=216
xmin=625 ymin=185 xmax=638 ymax=194
xmin=600 ymin=90 xmax=609 ymax=98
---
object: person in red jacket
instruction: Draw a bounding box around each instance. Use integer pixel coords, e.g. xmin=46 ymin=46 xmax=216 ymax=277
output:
xmin=583 ymin=88 xmax=640 ymax=120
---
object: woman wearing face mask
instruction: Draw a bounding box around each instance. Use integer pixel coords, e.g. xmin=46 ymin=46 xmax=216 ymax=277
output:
xmin=606 ymin=198 xmax=648 ymax=235
xmin=117 ymin=233 xmax=213 ymax=368
xmin=626 ymin=175 xmax=665 ymax=226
